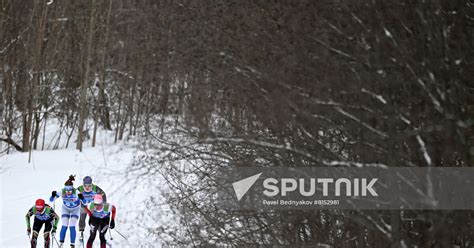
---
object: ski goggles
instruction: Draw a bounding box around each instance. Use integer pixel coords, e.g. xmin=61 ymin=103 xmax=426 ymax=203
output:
xmin=64 ymin=186 xmax=74 ymax=191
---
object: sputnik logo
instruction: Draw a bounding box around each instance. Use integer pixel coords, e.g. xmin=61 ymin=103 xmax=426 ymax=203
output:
xmin=232 ymin=173 xmax=262 ymax=201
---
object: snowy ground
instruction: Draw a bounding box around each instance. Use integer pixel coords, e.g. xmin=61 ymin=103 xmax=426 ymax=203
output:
xmin=0 ymin=128 xmax=172 ymax=247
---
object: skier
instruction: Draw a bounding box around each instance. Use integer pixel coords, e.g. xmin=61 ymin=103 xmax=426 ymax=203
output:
xmin=77 ymin=176 xmax=107 ymax=239
xmin=25 ymin=199 xmax=59 ymax=248
xmin=84 ymin=194 xmax=116 ymax=248
xmin=50 ymin=175 xmax=86 ymax=248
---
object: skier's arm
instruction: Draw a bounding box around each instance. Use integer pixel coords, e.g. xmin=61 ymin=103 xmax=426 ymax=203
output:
xmin=109 ymin=205 xmax=117 ymax=229
xmin=25 ymin=207 xmax=33 ymax=229
xmin=96 ymin=185 xmax=107 ymax=203
xmin=50 ymin=208 xmax=60 ymax=230
xmin=84 ymin=204 xmax=92 ymax=216
xmin=77 ymin=192 xmax=87 ymax=206
xmin=111 ymin=205 xmax=116 ymax=220
xmin=49 ymin=190 xmax=60 ymax=202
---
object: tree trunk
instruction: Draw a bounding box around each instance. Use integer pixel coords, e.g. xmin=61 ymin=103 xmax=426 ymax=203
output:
xmin=92 ymin=0 xmax=113 ymax=147
xmin=77 ymin=1 xmax=95 ymax=152
xmin=114 ymin=91 xmax=123 ymax=143
xmin=41 ymin=113 xmax=47 ymax=150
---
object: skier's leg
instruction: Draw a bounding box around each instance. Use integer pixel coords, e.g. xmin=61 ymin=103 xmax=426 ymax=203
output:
xmin=86 ymin=217 xmax=99 ymax=248
xmin=78 ymin=209 xmax=87 ymax=232
xmin=31 ymin=219 xmax=43 ymax=248
xmin=69 ymin=226 xmax=76 ymax=246
xmin=59 ymin=214 xmax=70 ymax=243
xmin=60 ymin=205 xmax=70 ymax=244
xmin=31 ymin=231 xmax=38 ymax=248
xmin=98 ymin=218 xmax=109 ymax=248
xmin=44 ymin=220 xmax=52 ymax=248
xmin=79 ymin=208 xmax=86 ymax=244
xmin=69 ymin=210 xmax=79 ymax=246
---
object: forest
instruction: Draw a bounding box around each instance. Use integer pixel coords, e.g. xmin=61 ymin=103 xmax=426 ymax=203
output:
xmin=1 ymin=0 xmax=473 ymax=247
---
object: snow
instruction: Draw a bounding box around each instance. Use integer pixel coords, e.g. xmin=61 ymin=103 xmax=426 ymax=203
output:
xmin=0 ymin=128 xmax=171 ymax=247
xmin=383 ymin=28 xmax=393 ymax=38
xmin=361 ymin=88 xmax=387 ymax=104
xmin=416 ymin=134 xmax=432 ymax=166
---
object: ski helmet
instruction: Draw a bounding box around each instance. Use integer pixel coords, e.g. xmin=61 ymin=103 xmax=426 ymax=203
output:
xmin=83 ymin=176 xmax=93 ymax=185
xmin=93 ymin=194 xmax=103 ymax=205
xmin=35 ymin=199 xmax=45 ymax=212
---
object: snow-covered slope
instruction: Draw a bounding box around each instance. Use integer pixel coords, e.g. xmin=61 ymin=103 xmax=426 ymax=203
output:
xmin=0 ymin=130 xmax=167 ymax=247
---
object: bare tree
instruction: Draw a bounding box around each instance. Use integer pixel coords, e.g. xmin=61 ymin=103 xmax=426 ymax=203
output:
xmin=1 ymin=0 xmax=472 ymax=246
xmin=76 ymin=0 xmax=96 ymax=151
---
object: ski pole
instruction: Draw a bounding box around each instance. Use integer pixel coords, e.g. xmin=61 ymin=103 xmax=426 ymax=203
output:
xmin=53 ymin=235 xmax=61 ymax=247
xmin=112 ymin=229 xmax=127 ymax=240
xmin=109 ymin=228 xmax=113 ymax=241
xmin=107 ymin=229 xmax=114 ymax=248
xmin=81 ymin=231 xmax=85 ymax=248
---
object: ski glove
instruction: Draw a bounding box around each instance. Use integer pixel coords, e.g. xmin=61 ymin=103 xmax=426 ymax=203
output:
xmin=52 ymin=227 xmax=57 ymax=235
xmin=27 ymin=227 xmax=31 ymax=236
xmin=51 ymin=191 xmax=57 ymax=199
xmin=110 ymin=219 xmax=115 ymax=229
xmin=78 ymin=193 xmax=84 ymax=200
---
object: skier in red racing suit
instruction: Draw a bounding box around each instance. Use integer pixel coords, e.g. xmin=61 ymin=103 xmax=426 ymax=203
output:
xmin=83 ymin=194 xmax=116 ymax=248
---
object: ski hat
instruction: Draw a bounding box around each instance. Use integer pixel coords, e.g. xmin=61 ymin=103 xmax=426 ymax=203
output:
xmin=93 ymin=194 xmax=103 ymax=205
xmin=83 ymin=176 xmax=92 ymax=185
xmin=35 ymin=199 xmax=45 ymax=212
